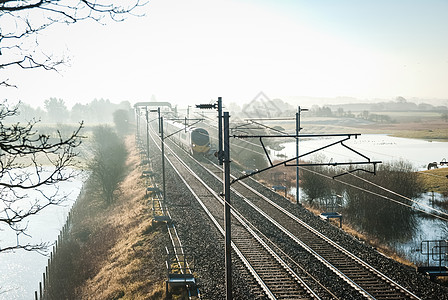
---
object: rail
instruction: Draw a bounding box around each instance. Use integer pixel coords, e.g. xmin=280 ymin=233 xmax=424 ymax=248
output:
xmin=150 ymin=127 xmax=321 ymax=299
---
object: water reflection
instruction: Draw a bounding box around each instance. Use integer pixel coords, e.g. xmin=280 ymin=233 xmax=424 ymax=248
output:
xmin=0 ymin=178 xmax=82 ymax=299
xmin=394 ymin=192 xmax=448 ymax=265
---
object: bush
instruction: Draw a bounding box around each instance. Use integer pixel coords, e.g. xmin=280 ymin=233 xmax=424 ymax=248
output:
xmin=88 ymin=125 xmax=128 ymax=204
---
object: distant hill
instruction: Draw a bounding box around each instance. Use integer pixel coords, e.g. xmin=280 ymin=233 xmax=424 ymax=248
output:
xmin=326 ymin=101 xmax=447 ymax=112
xmin=282 ymin=96 xmax=448 ymax=112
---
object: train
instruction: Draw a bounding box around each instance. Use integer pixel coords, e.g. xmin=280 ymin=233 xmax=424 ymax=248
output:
xmin=164 ymin=119 xmax=212 ymax=156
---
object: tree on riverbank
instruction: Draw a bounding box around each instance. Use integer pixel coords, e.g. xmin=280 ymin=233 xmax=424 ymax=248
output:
xmin=342 ymin=161 xmax=423 ymax=241
xmin=0 ymin=103 xmax=84 ymax=253
xmin=88 ymin=126 xmax=127 ymax=204
xmin=300 ymin=160 xmax=424 ymax=242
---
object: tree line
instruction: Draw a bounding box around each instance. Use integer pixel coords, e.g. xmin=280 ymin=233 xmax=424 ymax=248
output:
xmin=8 ymin=98 xmax=134 ymax=125
xmin=229 ymin=95 xmax=448 ymax=123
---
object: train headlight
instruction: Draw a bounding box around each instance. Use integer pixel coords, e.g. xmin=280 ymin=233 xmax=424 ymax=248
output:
xmin=192 ymin=143 xmax=196 ymax=147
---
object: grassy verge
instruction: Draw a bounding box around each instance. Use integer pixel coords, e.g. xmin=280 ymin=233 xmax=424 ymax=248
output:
xmin=47 ymin=136 xmax=168 ymax=299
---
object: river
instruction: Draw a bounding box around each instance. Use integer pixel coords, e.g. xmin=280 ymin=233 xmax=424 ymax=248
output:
xmin=0 ymin=177 xmax=83 ymax=300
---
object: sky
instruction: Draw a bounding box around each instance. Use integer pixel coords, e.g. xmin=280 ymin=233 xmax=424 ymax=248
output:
xmin=3 ymin=0 xmax=448 ymax=109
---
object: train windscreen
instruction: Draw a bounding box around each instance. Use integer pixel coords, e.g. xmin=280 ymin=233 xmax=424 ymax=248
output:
xmin=191 ymin=128 xmax=209 ymax=146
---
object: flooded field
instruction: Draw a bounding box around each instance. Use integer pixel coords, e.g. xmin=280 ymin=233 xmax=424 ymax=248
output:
xmin=272 ymin=134 xmax=447 ymax=171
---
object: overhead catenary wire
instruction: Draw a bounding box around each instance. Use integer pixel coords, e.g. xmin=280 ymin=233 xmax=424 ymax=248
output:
xmin=177 ymin=110 xmax=448 ymax=220
xmin=147 ymin=123 xmax=332 ymax=298
xmin=159 ymin=131 xmax=338 ymax=299
xmin=196 ymin=108 xmax=445 ymax=170
xmin=344 ymin=170 xmax=448 ymax=219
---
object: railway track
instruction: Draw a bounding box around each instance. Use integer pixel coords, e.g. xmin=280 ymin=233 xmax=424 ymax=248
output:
xmin=140 ymin=140 xmax=200 ymax=299
xmin=148 ymin=123 xmax=428 ymax=299
xmin=201 ymin=157 xmax=422 ymax=300
xmin=149 ymin=129 xmax=324 ymax=299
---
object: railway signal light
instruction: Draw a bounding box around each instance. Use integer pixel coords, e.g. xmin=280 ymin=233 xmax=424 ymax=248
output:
xmin=197 ymin=98 xmax=224 ymax=165
xmin=196 ymin=103 xmax=217 ymax=109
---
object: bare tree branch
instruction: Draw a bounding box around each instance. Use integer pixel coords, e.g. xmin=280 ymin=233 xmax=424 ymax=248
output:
xmin=0 ymin=0 xmax=145 ymax=81
xmin=0 ymin=79 xmax=17 ymax=88
xmin=0 ymin=242 xmax=51 ymax=255
xmin=0 ymin=102 xmax=84 ymax=253
xmin=0 ymin=0 xmax=144 ymax=253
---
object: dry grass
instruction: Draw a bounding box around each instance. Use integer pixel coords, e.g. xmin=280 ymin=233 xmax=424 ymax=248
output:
xmin=391 ymin=129 xmax=448 ymax=141
xmin=74 ymin=136 xmax=167 ymax=299
xmin=360 ymin=120 xmax=448 ymax=141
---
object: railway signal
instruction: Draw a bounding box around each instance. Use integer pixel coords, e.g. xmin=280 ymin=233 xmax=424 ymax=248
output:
xmin=195 ymin=103 xmax=217 ymax=109
xmin=223 ymin=111 xmax=232 ymax=300
xmin=196 ymin=97 xmax=223 ymax=165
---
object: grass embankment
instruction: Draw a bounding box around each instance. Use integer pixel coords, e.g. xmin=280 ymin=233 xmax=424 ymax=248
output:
xmin=49 ymin=136 xmax=167 ymax=299
xmin=361 ymin=120 xmax=448 ymax=141
xmin=418 ymin=168 xmax=448 ymax=197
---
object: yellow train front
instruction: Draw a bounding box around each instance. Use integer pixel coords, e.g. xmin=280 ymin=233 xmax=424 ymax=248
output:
xmin=164 ymin=120 xmax=211 ymax=156
xmin=190 ymin=127 xmax=211 ymax=155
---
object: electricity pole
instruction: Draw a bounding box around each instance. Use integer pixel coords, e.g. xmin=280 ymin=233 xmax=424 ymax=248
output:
xmin=223 ymin=111 xmax=232 ymax=300
xmin=136 ymin=107 xmax=140 ymax=141
xmin=146 ymin=107 xmax=150 ymax=161
xmin=196 ymin=99 xmax=231 ymax=298
xmin=160 ymin=116 xmax=166 ymax=204
xmin=296 ymin=106 xmax=308 ymax=205
xmin=158 ymin=107 xmax=161 ymax=134
xmin=218 ymin=97 xmax=223 ymax=165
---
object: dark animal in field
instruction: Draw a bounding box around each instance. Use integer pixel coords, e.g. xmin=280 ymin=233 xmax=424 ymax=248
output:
xmin=427 ymin=162 xmax=438 ymax=170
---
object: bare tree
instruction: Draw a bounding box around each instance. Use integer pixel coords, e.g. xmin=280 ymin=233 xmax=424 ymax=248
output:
xmin=0 ymin=1 xmax=142 ymax=254
xmin=0 ymin=0 xmax=144 ymax=86
xmin=0 ymin=102 xmax=83 ymax=253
